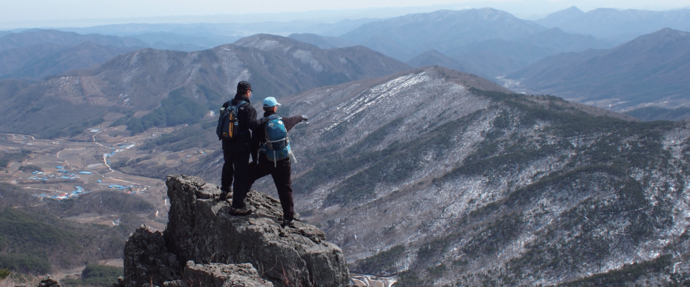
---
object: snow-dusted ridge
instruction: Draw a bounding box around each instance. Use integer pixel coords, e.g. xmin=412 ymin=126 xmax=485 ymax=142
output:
xmin=244 ymin=66 xmax=690 ymax=286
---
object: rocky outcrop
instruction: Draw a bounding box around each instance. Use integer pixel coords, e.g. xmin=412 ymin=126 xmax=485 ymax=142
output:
xmin=180 ymin=261 xmax=273 ymax=287
xmin=38 ymin=275 xmax=61 ymax=287
xmin=123 ymin=175 xmax=349 ymax=287
xmin=123 ymin=228 xmax=181 ymax=285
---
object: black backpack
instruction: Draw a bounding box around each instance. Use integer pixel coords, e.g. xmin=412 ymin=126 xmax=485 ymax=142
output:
xmin=216 ymin=100 xmax=248 ymax=140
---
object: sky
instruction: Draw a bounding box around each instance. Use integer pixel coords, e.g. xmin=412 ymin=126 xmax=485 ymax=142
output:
xmin=1 ymin=0 xmax=689 ymax=29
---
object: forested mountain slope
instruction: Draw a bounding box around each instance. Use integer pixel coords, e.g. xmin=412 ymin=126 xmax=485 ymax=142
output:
xmin=506 ymin=28 xmax=690 ymax=111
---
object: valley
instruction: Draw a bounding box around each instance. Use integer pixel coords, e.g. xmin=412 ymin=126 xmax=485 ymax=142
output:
xmin=0 ymin=115 xmax=195 ymax=230
xmin=0 ymin=114 xmax=214 ymax=282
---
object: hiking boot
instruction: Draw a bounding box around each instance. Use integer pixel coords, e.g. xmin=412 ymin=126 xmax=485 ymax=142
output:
xmin=281 ymin=219 xmax=295 ymax=228
xmin=217 ymin=188 xmax=231 ymax=201
xmin=217 ymin=192 xmax=228 ymax=201
xmin=229 ymin=206 xmax=252 ymax=216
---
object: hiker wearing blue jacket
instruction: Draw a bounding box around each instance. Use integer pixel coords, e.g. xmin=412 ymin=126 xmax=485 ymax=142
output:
xmin=249 ymin=97 xmax=307 ymax=227
xmin=219 ymin=81 xmax=259 ymax=216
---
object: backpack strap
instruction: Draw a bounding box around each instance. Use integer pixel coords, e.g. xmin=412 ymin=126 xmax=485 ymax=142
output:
xmin=266 ymin=138 xmax=287 ymax=143
xmin=233 ymin=100 xmax=248 ymax=108
xmin=229 ymin=100 xmax=249 ymax=124
xmin=219 ymin=100 xmax=231 ymax=113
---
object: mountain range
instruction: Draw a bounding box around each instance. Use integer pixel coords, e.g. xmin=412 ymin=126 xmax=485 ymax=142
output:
xmin=58 ymin=18 xmax=379 ymax=51
xmin=506 ymin=28 xmax=690 ymax=111
xmin=0 ymin=34 xmax=409 ymax=138
xmin=0 ymin=41 xmax=140 ymax=80
xmin=60 ymin=23 xmax=238 ymax=51
xmin=0 ymin=30 xmax=144 ymax=51
xmin=297 ymin=6 xmax=690 ymax=83
xmin=309 ymin=8 xmax=615 ymax=79
xmin=536 ymin=6 xmax=690 ymax=43
xmin=131 ymin=32 xmax=238 ymax=52
xmin=0 ymin=30 xmax=146 ymax=79
xmin=402 ymin=27 xmax=612 ymax=80
xmin=118 ymin=66 xmax=690 ymax=286
xmin=8 ymin=6 xmax=684 ymax=85
xmin=288 ymin=33 xmax=355 ymax=49
xmin=7 ymin=6 xmax=684 ymax=85
xmin=341 ymin=8 xmax=545 ymax=62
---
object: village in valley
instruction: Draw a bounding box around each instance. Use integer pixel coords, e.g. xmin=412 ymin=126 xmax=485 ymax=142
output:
xmin=0 ymin=113 xmax=213 ymax=230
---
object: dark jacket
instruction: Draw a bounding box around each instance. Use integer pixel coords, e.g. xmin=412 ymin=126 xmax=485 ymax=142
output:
xmin=251 ymin=111 xmax=304 ymax=162
xmin=221 ymin=94 xmax=258 ymax=155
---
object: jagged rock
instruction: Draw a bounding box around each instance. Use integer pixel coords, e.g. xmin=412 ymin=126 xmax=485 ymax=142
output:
xmin=123 ymin=175 xmax=350 ymax=287
xmin=113 ymin=276 xmax=125 ymax=287
xmin=37 ymin=275 xmax=61 ymax=287
xmin=182 ymin=261 xmax=273 ymax=287
xmin=123 ymin=228 xmax=181 ymax=286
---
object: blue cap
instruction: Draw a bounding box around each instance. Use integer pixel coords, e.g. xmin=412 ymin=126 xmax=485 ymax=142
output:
xmin=263 ymin=97 xmax=281 ymax=108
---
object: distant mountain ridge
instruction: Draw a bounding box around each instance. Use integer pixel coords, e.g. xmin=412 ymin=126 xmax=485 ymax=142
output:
xmin=131 ymin=32 xmax=237 ymax=52
xmin=535 ymin=6 xmax=585 ymax=28
xmin=342 ymin=8 xmax=546 ymax=61
xmin=506 ymin=28 xmax=690 ymax=111
xmin=0 ymin=29 xmax=145 ymax=52
xmin=536 ymin=7 xmax=690 ymax=42
xmin=513 ymin=27 xmax=612 ymax=52
xmin=58 ymin=18 xmax=379 ymax=50
xmin=0 ymin=41 xmax=140 ymax=79
xmin=288 ymin=33 xmax=355 ymax=49
xmin=332 ymin=8 xmax=615 ymax=79
xmin=0 ymin=30 xmax=147 ymax=79
xmin=0 ymin=33 xmax=409 ymax=137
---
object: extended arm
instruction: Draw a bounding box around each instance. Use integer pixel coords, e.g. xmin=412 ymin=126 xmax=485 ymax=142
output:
xmin=283 ymin=115 xmax=307 ymax=132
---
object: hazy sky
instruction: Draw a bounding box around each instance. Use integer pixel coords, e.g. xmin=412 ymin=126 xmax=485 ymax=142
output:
xmin=2 ymin=0 xmax=689 ymax=29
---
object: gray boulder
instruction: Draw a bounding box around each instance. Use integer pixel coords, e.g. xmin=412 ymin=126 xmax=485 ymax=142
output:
xmin=123 ymin=175 xmax=350 ymax=287
xmin=123 ymin=227 xmax=181 ymax=286
xmin=182 ymin=261 xmax=273 ymax=287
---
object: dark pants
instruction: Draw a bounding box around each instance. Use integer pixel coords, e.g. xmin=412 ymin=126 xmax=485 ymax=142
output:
xmin=220 ymin=150 xmax=234 ymax=191
xmin=222 ymin=150 xmax=251 ymax=209
xmin=249 ymin=159 xmax=294 ymax=220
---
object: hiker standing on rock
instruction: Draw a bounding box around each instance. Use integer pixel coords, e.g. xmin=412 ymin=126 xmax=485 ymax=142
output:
xmin=248 ymin=97 xmax=307 ymax=227
xmin=216 ymin=81 xmax=259 ymax=215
